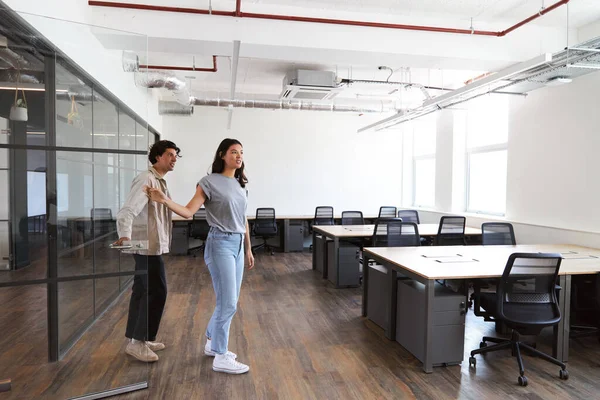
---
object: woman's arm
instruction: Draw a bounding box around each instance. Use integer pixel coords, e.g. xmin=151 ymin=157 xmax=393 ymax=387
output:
xmin=245 ymin=218 xmax=255 ymax=269
xmin=145 ymin=185 xmax=206 ymax=219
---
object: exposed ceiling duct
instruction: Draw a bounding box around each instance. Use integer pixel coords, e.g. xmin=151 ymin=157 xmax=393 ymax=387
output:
xmin=359 ymin=36 xmax=600 ymax=132
xmin=159 ymin=97 xmax=401 ymax=115
xmin=158 ymin=100 xmax=194 ymax=116
xmin=125 ymin=51 xmax=194 ymax=106
xmin=0 ymin=69 xmax=40 ymax=83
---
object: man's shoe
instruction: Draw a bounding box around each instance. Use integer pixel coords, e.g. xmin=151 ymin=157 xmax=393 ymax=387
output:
xmin=204 ymin=339 xmax=237 ymax=359
xmin=146 ymin=341 xmax=165 ymax=352
xmin=212 ymin=353 xmax=249 ymax=374
xmin=125 ymin=341 xmax=159 ymax=362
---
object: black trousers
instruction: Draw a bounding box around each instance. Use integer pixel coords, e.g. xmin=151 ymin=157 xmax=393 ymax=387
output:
xmin=125 ymin=254 xmax=167 ymax=341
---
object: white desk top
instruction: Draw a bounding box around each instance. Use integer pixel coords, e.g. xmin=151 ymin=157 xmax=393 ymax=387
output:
xmin=313 ymin=224 xmax=482 ymax=238
xmin=172 ymin=215 xmax=380 ymax=222
xmin=363 ymin=244 xmax=600 ymax=280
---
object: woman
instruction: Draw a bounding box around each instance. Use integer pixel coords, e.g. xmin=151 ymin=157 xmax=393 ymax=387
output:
xmin=146 ymin=138 xmax=254 ymax=374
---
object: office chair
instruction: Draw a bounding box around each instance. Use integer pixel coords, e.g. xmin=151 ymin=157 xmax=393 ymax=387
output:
xmin=91 ymin=208 xmax=114 ymax=237
xmin=341 ymin=211 xmax=364 ymax=225
xmin=397 ymin=209 xmax=420 ymax=224
xmin=189 ymin=209 xmax=210 ymax=257
xmin=482 ymin=222 xmax=516 ymax=245
xmin=435 ymin=216 xmax=466 ymax=246
xmin=469 ymin=253 xmax=569 ymax=387
xmin=377 ymin=206 xmax=397 ymax=220
xmin=371 ymin=217 xmax=404 ymax=247
xmin=472 ymin=222 xmax=517 ymax=311
xmin=386 ymin=221 xmax=421 ymax=247
xmin=251 ymin=208 xmax=278 ymax=255
xmin=310 ymin=206 xmax=334 ymax=252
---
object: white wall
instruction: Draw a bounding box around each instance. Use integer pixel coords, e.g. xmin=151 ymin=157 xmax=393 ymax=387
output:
xmin=163 ymin=108 xmax=403 ymax=216
xmin=417 ymin=71 xmax=600 ymax=246
xmin=3 ymin=0 xmax=163 ymax=134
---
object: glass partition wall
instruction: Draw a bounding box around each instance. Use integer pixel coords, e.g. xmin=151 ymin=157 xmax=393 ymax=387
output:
xmin=0 ymin=6 xmax=156 ymax=399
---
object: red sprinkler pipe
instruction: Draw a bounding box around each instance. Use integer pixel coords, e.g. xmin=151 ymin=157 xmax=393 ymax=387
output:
xmin=89 ymin=0 xmax=570 ymax=37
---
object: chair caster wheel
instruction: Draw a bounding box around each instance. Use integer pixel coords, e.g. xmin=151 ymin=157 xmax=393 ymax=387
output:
xmin=559 ymin=369 xmax=569 ymax=380
xmin=518 ymin=376 xmax=528 ymax=386
xmin=271 ymin=251 xmax=275 ymax=255
xmin=469 ymin=356 xmax=476 ymax=367
xmin=479 ymin=341 xmax=487 ymax=349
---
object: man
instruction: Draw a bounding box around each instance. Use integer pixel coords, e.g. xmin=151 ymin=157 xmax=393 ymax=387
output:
xmin=114 ymin=140 xmax=180 ymax=362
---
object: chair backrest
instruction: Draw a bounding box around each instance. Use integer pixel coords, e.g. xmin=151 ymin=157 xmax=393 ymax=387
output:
xmin=482 ymin=222 xmax=516 ymax=245
xmin=314 ymin=206 xmax=334 ymax=226
xmin=378 ymin=206 xmax=397 ymax=220
xmin=497 ymin=253 xmax=562 ymax=329
xmin=341 ymin=211 xmax=364 ymax=225
xmin=191 ymin=208 xmax=210 ymax=239
xmin=253 ymin=208 xmax=277 ymax=236
xmin=387 ymin=221 xmax=421 ymax=247
xmin=91 ymin=208 xmax=113 ymax=220
xmin=372 ymin=217 xmax=403 ymax=247
xmin=436 ymin=216 xmax=466 ymax=245
xmin=397 ymin=209 xmax=420 ymax=224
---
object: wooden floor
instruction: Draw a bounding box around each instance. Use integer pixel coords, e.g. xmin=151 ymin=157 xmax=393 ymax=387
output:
xmin=2 ymin=252 xmax=600 ymax=399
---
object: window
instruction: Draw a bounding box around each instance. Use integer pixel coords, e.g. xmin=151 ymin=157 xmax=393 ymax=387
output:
xmin=465 ymin=96 xmax=508 ymax=215
xmin=412 ymin=117 xmax=436 ymax=207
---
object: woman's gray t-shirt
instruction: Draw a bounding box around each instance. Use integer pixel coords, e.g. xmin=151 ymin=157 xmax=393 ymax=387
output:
xmin=198 ymin=173 xmax=248 ymax=234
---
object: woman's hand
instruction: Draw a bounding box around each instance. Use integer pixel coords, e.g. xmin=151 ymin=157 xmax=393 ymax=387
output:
xmin=143 ymin=185 xmax=168 ymax=204
xmin=246 ymin=250 xmax=255 ymax=270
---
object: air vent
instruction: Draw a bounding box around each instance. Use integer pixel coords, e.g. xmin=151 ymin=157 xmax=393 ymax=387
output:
xmin=280 ymin=69 xmax=341 ymax=100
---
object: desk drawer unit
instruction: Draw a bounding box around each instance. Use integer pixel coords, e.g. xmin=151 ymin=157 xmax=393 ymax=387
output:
xmin=286 ymin=221 xmax=304 ymax=252
xmin=327 ymin=242 xmax=360 ymax=288
xmin=171 ymin=223 xmax=190 ymax=255
xmin=396 ymin=280 xmax=466 ymax=366
xmin=367 ymin=264 xmax=389 ymax=329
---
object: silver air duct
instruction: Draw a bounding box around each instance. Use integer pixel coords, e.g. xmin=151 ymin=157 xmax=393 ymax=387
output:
xmin=133 ymin=70 xmax=193 ymax=106
xmin=158 ymin=98 xmax=400 ymax=115
xmin=158 ymin=100 xmax=194 ymax=116
xmin=0 ymin=47 xmax=27 ymax=68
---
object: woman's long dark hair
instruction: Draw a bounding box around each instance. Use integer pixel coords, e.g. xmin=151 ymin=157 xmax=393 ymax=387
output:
xmin=211 ymin=138 xmax=248 ymax=188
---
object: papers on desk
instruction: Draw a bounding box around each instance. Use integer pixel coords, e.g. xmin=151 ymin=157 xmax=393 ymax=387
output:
xmin=435 ymin=257 xmax=479 ymax=263
xmin=421 ymin=254 xmax=479 ymax=263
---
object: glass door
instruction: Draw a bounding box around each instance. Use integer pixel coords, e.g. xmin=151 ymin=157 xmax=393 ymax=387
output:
xmin=0 ymin=8 xmax=155 ymax=399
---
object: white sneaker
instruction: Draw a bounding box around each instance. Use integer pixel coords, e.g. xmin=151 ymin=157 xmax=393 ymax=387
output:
xmin=125 ymin=341 xmax=159 ymax=362
xmin=212 ymin=353 xmax=249 ymax=374
xmin=204 ymin=339 xmax=237 ymax=359
xmin=146 ymin=341 xmax=165 ymax=352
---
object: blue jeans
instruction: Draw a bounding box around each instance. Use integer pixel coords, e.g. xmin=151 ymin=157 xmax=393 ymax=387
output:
xmin=204 ymin=227 xmax=245 ymax=355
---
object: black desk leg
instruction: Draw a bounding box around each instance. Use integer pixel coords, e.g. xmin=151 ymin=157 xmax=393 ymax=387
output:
xmin=312 ymin=230 xmax=316 ymax=270
xmin=423 ymin=279 xmax=435 ymax=373
xmin=362 ymin=256 xmax=369 ymax=317
xmin=385 ymin=268 xmax=398 ymax=341
xmin=554 ymin=274 xmax=571 ymax=362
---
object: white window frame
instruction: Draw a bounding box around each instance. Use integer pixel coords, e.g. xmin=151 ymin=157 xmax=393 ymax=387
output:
xmin=465 ymin=143 xmax=507 ymax=216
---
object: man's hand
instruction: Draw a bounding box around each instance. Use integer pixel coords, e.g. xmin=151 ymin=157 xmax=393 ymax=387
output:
xmin=246 ymin=251 xmax=255 ymax=270
xmin=113 ymin=237 xmax=131 ymax=246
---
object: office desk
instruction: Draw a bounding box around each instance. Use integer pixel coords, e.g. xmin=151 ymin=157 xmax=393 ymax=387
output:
xmin=312 ymin=224 xmax=482 ymax=284
xmin=172 ymin=215 xmax=381 ymax=255
xmin=362 ymin=244 xmax=600 ymax=373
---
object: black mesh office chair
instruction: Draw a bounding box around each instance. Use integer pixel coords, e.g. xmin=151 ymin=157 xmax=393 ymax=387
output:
xmin=435 ymin=216 xmax=466 ymax=246
xmin=371 ymin=217 xmax=404 ymax=247
xmin=473 ymin=222 xmax=517 ymax=311
xmin=310 ymin=206 xmax=334 ymax=252
xmin=251 ymin=208 xmax=278 ymax=255
xmin=482 ymin=222 xmax=516 ymax=245
xmin=469 ymin=253 xmax=568 ymax=387
xmin=397 ymin=209 xmax=420 ymax=224
xmin=386 ymin=221 xmax=421 ymax=247
xmin=189 ymin=208 xmax=210 ymax=257
xmin=91 ymin=208 xmax=114 ymax=237
xmin=377 ymin=206 xmax=397 ymax=220
xmin=341 ymin=211 xmax=364 ymax=225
